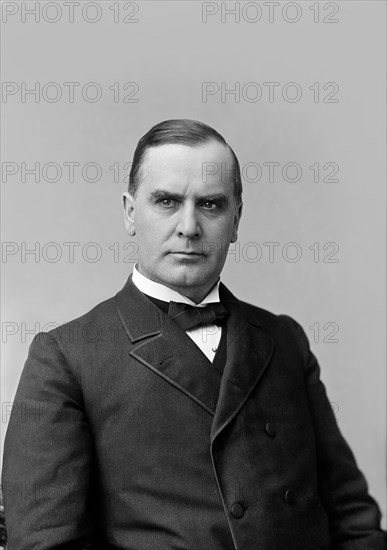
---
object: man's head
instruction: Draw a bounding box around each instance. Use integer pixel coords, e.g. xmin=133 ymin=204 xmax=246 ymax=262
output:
xmin=123 ymin=119 xmax=243 ymax=303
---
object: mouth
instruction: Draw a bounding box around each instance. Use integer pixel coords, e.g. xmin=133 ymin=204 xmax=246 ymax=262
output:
xmin=170 ymin=251 xmax=203 ymax=256
xmin=169 ymin=251 xmax=205 ymax=258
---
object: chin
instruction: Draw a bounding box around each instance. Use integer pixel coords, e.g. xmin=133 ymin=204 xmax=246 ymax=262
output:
xmin=143 ymin=258 xmax=219 ymax=290
xmin=169 ymin=268 xmax=217 ymax=290
xmin=165 ymin=273 xmax=205 ymax=288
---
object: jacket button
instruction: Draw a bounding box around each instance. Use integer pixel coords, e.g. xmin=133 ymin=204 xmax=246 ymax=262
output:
xmin=265 ymin=422 xmax=276 ymax=438
xmin=231 ymin=502 xmax=244 ymax=518
xmin=285 ymin=489 xmax=295 ymax=505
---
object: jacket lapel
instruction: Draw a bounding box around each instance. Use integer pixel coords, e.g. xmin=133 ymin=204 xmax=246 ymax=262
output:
xmin=115 ymin=276 xmax=222 ymax=415
xmin=115 ymin=276 xmax=275 ymax=429
xmin=210 ymin=284 xmax=275 ymax=441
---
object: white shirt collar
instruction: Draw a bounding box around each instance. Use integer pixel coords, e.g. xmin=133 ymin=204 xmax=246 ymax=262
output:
xmin=132 ymin=264 xmax=220 ymax=306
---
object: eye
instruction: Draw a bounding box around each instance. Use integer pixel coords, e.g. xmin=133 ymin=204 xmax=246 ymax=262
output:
xmin=156 ymin=198 xmax=178 ymax=208
xmin=201 ymin=201 xmax=218 ymax=210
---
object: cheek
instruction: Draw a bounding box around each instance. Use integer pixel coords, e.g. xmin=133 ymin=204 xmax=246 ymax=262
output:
xmin=136 ymin=221 xmax=171 ymax=251
xmin=207 ymin=217 xmax=235 ymax=240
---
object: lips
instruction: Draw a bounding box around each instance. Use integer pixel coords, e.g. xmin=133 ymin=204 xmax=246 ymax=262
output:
xmin=169 ymin=251 xmax=205 ymax=257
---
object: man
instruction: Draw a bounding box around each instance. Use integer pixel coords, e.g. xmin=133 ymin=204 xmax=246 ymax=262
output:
xmin=2 ymin=119 xmax=385 ymax=549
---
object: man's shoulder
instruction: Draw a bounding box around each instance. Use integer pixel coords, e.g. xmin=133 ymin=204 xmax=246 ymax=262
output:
xmin=236 ymin=297 xmax=309 ymax=351
xmin=46 ymin=291 xmax=121 ymax=348
xmin=221 ymin=282 xmax=309 ymax=344
xmin=239 ymin=298 xmax=300 ymax=330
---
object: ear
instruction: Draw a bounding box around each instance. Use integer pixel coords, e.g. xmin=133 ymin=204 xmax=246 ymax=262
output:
xmin=122 ymin=192 xmax=136 ymax=236
xmin=231 ymin=201 xmax=243 ymax=243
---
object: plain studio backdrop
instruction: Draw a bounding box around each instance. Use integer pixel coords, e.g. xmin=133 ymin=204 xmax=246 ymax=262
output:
xmin=1 ymin=0 xmax=386 ymax=527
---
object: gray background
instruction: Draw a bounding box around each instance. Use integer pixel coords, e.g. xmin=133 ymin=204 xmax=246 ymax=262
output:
xmin=1 ymin=0 xmax=386 ymax=525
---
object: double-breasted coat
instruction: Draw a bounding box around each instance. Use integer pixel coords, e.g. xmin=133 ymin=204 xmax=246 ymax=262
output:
xmin=2 ymin=276 xmax=385 ymax=549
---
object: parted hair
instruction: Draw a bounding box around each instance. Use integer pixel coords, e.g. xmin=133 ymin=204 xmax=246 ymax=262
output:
xmin=128 ymin=119 xmax=242 ymax=206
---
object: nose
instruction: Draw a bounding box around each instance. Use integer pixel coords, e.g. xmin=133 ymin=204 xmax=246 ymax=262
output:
xmin=176 ymin=204 xmax=201 ymax=239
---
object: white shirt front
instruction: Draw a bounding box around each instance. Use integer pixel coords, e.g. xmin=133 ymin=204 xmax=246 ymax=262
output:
xmin=131 ymin=264 xmax=222 ymax=362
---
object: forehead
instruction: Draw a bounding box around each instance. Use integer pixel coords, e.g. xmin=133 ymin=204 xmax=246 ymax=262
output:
xmin=140 ymin=141 xmax=235 ymax=190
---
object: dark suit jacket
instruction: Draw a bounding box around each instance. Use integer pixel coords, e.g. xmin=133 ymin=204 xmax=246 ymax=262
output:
xmin=2 ymin=276 xmax=385 ymax=549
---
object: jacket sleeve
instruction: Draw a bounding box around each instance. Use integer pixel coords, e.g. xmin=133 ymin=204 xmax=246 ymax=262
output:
xmin=1 ymin=331 xmax=98 ymax=550
xmin=283 ymin=316 xmax=386 ymax=550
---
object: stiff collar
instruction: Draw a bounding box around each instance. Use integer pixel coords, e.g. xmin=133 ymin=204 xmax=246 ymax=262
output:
xmin=132 ymin=263 xmax=220 ymax=307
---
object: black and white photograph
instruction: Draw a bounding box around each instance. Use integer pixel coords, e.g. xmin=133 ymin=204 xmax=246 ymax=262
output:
xmin=1 ymin=2 xmax=386 ymax=549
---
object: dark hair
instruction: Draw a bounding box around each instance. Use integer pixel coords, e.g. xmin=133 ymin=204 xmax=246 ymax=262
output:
xmin=128 ymin=119 xmax=242 ymax=206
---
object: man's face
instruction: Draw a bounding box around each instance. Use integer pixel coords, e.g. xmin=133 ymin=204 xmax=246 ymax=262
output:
xmin=123 ymin=140 xmax=242 ymax=302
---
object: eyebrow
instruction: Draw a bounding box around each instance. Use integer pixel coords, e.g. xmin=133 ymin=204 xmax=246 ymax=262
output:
xmin=149 ymin=190 xmax=230 ymax=204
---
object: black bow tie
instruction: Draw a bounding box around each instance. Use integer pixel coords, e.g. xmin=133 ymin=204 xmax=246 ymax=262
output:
xmin=168 ymin=301 xmax=228 ymax=331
